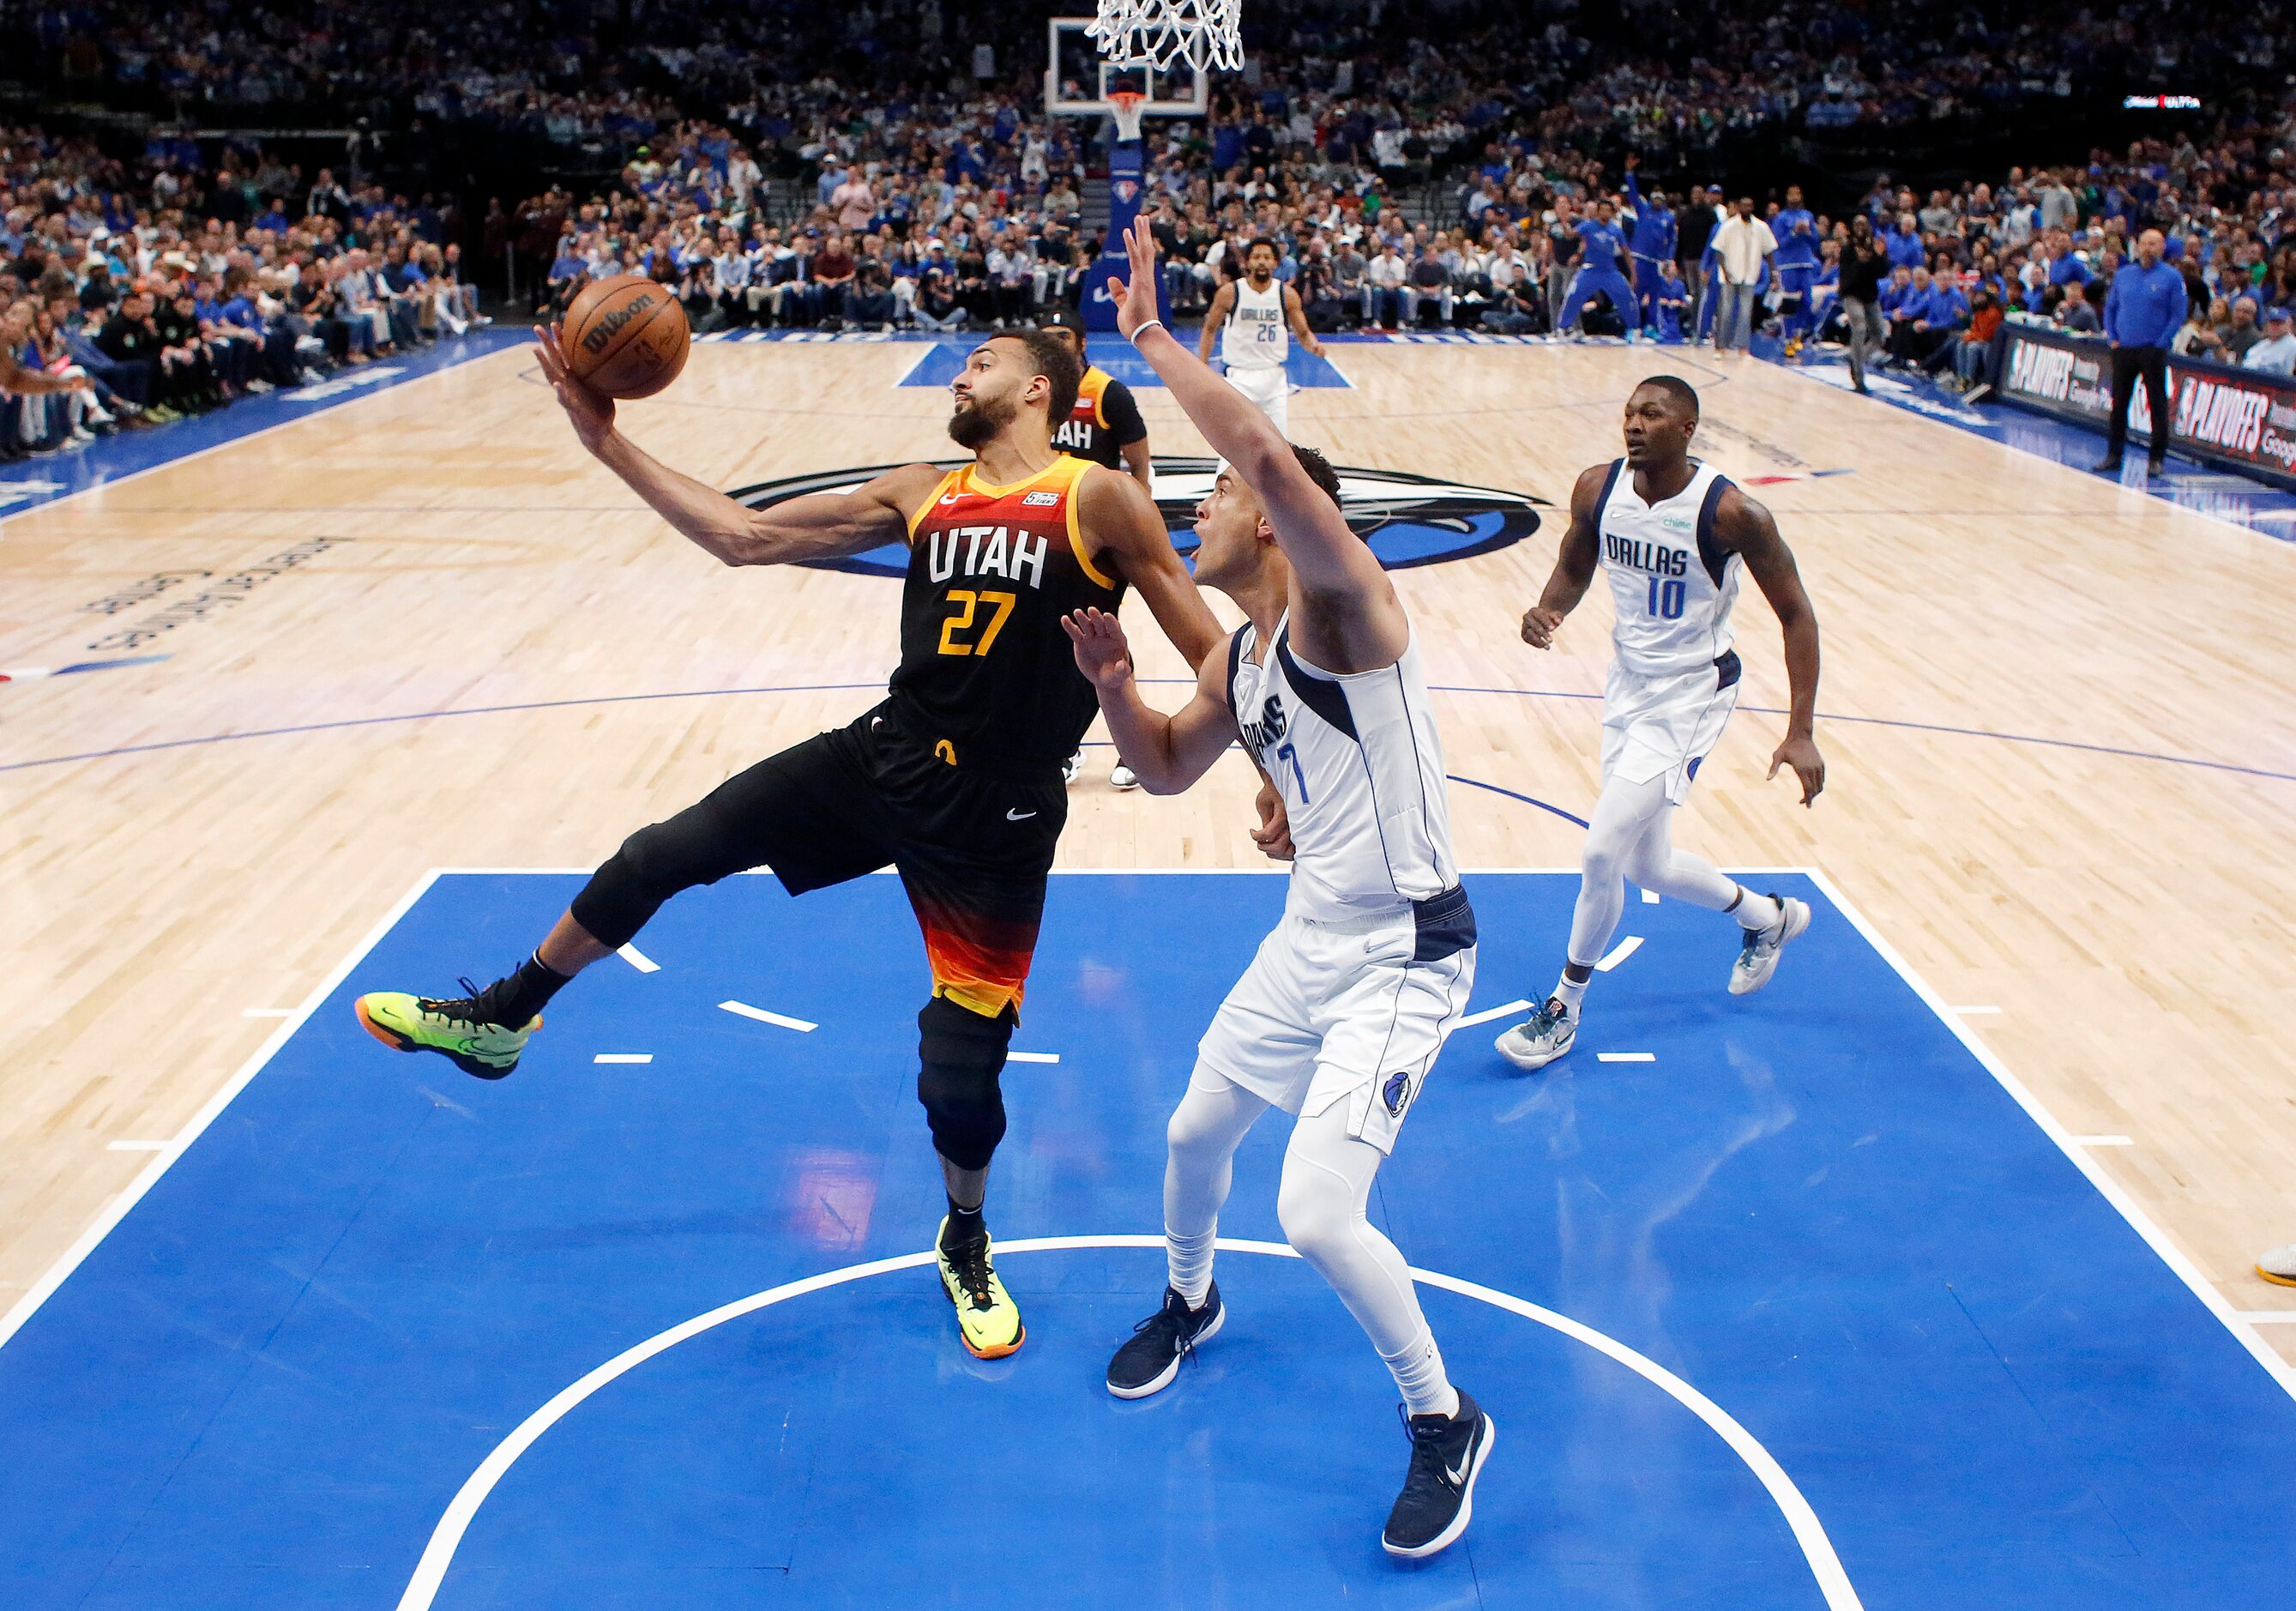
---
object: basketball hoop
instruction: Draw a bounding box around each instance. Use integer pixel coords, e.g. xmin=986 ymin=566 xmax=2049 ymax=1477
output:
xmin=1108 ymin=88 xmax=1148 ymax=143
xmin=1086 ymin=0 xmax=1243 ymax=74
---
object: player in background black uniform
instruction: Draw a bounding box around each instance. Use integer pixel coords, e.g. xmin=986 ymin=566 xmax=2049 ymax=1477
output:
xmin=354 ymin=325 xmax=1261 ymax=1359
xmin=1040 ymin=308 xmax=1154 ymax=792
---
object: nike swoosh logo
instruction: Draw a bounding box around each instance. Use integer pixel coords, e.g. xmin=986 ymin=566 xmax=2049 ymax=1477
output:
xmin=1006 ymin=809 xmax=1037 ymax=821
xmin=939 ymin=492 xmax=961 ymax=505
xmin=1444 ymin=1457 xmax=1470 ymax=1486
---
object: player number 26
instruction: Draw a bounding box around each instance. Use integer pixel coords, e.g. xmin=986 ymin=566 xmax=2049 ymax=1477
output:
xmin=1646 ymin=576 xmax=1686 ymax=621
xmin=938 ymin=589 xmax=1017 ymax=657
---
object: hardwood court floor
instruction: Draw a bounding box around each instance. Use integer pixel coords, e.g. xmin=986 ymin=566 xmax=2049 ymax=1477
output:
xmin=2 ymin=337 xmax=2292 ymax=1364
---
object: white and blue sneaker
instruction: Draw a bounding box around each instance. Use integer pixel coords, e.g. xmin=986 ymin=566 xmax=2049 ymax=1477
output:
xmin=1107 ymin=1283 xmax=1224 ymax=1398
xmin=1729 ymin=896 xmax=1811 ymax=996
xmin=1383 ymin=1390 xmax=1496 ymax=1559
xmin=1495 ymin=996 xmax=1576 ymax=1071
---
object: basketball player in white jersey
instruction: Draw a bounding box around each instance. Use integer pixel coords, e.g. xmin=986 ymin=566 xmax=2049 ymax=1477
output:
xmin=1196 ymin=238 xmax=1323 ymax=437
xmin=1498 ymin=376 xmax=1825 ymax=1071
xmin=1066 ymin=222 xmax=1491 ymax=1560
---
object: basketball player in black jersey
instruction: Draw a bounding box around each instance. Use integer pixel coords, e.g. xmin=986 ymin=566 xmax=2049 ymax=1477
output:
xmin=353 ymin=324 xmax=1233 ymax=1358
xmin=1040 ymin=308 xmax=1154 ymax=792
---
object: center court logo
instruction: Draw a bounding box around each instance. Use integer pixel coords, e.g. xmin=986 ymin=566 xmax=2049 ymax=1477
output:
xmin=729 ymin=458 xmax=1546 ymax=579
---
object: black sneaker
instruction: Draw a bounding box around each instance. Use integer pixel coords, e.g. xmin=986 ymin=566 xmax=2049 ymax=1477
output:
xmin=1106 ymin=1283 xmax=1224 ymax=1398
xmin=1383 ymin=1389 xmax=1496 ymax=1559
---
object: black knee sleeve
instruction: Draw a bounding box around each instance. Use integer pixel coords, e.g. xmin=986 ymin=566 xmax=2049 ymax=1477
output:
xmin=916 ymin=995 xmax=1015 ymax=1172
xmin=569 ymin=818 xmax=720 ymax=950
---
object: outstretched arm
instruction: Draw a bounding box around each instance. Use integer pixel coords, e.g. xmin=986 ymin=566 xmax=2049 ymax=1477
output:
xmin=1106 ymin=223 xmax=1404 ymax=671
xmin=535 ymin=323 xmax=928 ymax=565
xmin=1064 ymin=606 xmax=1238 ymax=794
xmin=1520 ymin=462 xmax=1610 ymax=647
xmin=1718 ymin=486 xmax=1824 ymax=805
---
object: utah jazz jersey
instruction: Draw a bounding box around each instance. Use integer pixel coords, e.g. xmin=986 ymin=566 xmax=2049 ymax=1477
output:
xmin=894 ymin=455 xmax=1125 ymax=769
xmin=1052 ymin=365 xmax=1148 ymax=471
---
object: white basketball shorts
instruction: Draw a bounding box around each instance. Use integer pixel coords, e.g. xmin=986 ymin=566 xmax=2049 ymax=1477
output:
xmin=1600 ymin=649 xmax=1743 ymax=805
xmin=1224 ymin=363 xmax=1291 ymax=437
xmin=1196 ymin=895 xmax=1476 ymax=1155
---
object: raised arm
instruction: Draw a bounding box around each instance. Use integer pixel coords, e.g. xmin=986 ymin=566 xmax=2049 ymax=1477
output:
xmin=1076 ymin=465 xmax=1224 ymax=668
xmin=1519 ymin=462 xmax=1609 ymax=647
xmin=535 ymin=323 xmax=929 ymax=565
xmin=1106 ymin=223 xmax=1402 ymax=668
xmin=1716 ymin=486 xmax=1825 ymax=805
xmin=1063 ymin=606 xmax=1238 ymax=793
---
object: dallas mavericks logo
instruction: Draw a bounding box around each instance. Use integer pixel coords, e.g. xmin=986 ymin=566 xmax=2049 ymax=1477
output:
xmin=729 ymin=459 xmax=1546 ymax=579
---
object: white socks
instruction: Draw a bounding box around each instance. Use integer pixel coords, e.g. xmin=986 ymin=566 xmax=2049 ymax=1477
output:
xmin=1166 ymin=1223 xmax=1216 ymax=1308
xmin=1730 ymin=886 xmax=1781 ymax=932
xmin=1382 ymin=1329 xmax=1460 ymax=1420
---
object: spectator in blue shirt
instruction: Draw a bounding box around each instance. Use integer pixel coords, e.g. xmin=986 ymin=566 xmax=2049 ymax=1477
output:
xmin=2095 ymin=228 xmax=2187 ymax=474
xmin=1884 ymin=212 xmax=1925 ymax=271
xmin=1619 ymin=157 xmax=1677 ymax=334
xmin=1561 ymin=196 xmax=1639 ymax=339
xmin=1771 ymin=184 xmax=1820 ymax=347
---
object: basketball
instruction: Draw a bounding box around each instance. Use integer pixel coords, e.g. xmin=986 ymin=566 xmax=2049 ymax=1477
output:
xmin=559 ymin=274 xmax=690 ymax=399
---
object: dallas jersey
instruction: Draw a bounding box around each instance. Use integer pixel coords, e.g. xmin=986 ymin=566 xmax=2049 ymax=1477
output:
xmin=1597 ymin=456 xmax=1742 ymax=675
xmin=1593 ymin=456 xmax=1746 ymax=801
xmin=895 ymin=455 xmax=1124 ymax=769
xmin=1200 ymin=613 xmax=1476 ymax=1151
xmin=1220 ymin=279 xmax=1288 ymax=370
xmin=1225 ymin=614 xmax=1461 ymax=921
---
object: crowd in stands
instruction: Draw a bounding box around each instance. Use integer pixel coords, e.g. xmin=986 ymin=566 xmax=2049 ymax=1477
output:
xmin=7 ymin=0 xmax=2296 ymax=461
xmin=2 ymin=125 xmax=489 ymax=458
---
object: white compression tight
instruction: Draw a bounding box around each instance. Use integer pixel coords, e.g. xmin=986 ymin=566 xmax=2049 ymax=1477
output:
xmin=1163 ymin=1065 xmax=1456 ymax=1417
xmin=1567 ymin=770 xmax=1771 ymax=969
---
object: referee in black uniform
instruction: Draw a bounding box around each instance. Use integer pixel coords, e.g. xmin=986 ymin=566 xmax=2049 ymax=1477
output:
xmin=1041 ymin=308 xmax=1156 ymax=789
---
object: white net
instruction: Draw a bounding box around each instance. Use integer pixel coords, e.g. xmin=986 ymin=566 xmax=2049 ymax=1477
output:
xmin=1085 ymin=0 xmax=1243 ymax=74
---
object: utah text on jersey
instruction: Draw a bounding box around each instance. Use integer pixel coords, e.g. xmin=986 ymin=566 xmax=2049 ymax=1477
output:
xmin=731 ymin=460 xmax=1546 ymax=578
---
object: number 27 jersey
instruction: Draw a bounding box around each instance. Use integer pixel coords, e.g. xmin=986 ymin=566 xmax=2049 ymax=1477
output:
xmin=893 ymin=455 xmax=1126 ymax=769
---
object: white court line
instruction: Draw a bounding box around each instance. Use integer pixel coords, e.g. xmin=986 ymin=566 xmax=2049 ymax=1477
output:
xmin=0 ymin=868 xmax=443 ymax=1352
xmin=1811 ymin=867 xmax=2296 ymax=1403
xmin=618 ymin=944 xmax=660 ymax=974
xmin=1641 ymin=889 xmax=1660 ymax=904
xmin=242 ymin=1007 xmax=296 ymax=1018
xmin=718 ymin=1000 xmax=817 ymax=1033
xmin=1006 ymin=1052 xmax=1059 ymax=1065
xmin=391 ymin=1234 xmax=1862 ymax=1611
xmin=1594 ymin=935 xmax=1643 ymax=972
xmin=593 ymin=1054 xmax=653 ymax=1065
xmin=1597 ymin=1052 xmax=1656 ymax=1064
xmin=2237 ymin=1312 xmax=2296 ymax=1325
xmin=2070 ymin=1135 xmax=2135 ymax=1147
xmin=1949 ymin=1005 xmax=2003 ymax=1016
xmin=1454 ymin=998 xmax=1531 ymax=1030
xmin=105 ymin=1140 xmax=168 ymax=1153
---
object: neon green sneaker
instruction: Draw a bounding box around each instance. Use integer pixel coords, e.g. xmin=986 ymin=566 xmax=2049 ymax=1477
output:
xmin=935 ymin=1216 xmax=1025 ymax=1359
xmin=354 ymin=981 xmax=539 ymax=1080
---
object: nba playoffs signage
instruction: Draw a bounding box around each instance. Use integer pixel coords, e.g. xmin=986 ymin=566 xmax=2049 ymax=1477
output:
xmin=730 ymin=458 xmax=1546 ymax=578
xmin=1999 ymin=323 xmax=2296 ymax=488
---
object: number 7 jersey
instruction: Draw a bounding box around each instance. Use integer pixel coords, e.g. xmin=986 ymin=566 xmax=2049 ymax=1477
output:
xmin=894 ymin=455 xmax=1128 ymax=769
xmin=1595 ymin=457 xmax=1742 ymax=676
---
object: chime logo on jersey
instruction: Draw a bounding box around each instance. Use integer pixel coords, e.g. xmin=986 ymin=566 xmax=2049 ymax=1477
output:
xmin=729 ymin=458 xmax=1545 ymax=579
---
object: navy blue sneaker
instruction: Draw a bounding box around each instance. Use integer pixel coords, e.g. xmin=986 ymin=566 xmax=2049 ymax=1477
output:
xmin=1383 ymin=1390 xmax=1496 ymax=1559
xmin=1107 ymin=1283 xmax=1223 ymax=1398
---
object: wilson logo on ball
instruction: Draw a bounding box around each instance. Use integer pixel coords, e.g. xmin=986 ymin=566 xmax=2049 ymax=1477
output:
xmin=731 ymin=458 xmax=1547 ymax=579
xmin=581 ymin=293 xmax=658 ymax=354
